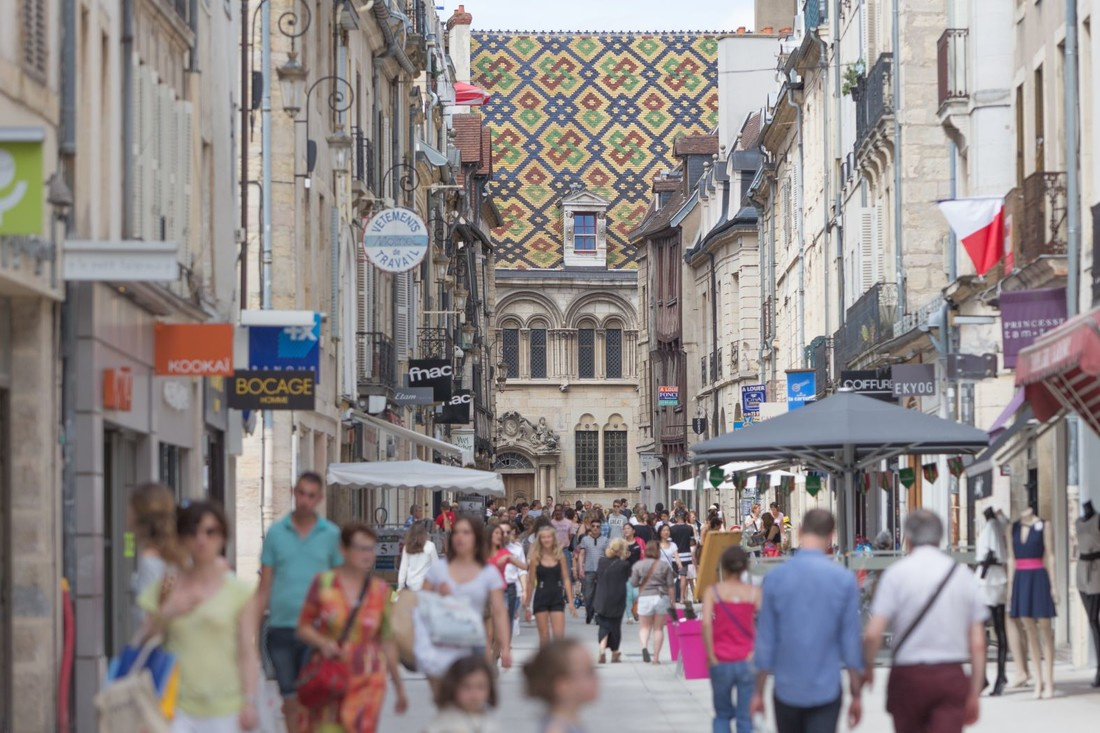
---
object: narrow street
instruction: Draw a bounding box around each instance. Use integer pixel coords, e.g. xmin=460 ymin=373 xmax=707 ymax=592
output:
xmin=378 ymin=611 xmax=1100 ymax=732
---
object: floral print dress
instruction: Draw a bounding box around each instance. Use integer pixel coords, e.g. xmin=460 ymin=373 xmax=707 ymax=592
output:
xmin=297 ymin=571 xmax=393 ymax=733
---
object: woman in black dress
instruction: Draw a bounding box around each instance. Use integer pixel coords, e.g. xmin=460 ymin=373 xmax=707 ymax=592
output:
xmin=594 ymin=538 xmax=633 ymax=664
xmin=525 ymin=525 xmax=576 ymax=648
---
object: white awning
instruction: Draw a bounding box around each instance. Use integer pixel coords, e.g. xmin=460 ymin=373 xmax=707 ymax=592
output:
xmin=670 ymin=477 xmax=699 ymax=492
xmin=327 ymin=459 xmax=505 ymax=496
xmin=354 ymin=412 xmax=462 ymax=458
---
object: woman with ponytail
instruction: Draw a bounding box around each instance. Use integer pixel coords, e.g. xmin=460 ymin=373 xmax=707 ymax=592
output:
xmin=128 ymin=482 xmax=183 ymax=629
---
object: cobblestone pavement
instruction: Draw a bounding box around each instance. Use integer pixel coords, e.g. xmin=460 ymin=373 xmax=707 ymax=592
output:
xmin=374 ymin=610 xmax=1100 ymax=732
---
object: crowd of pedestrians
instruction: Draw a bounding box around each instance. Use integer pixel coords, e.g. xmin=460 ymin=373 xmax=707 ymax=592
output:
xmin=120 ymin=476 xmax=1000 ymax=733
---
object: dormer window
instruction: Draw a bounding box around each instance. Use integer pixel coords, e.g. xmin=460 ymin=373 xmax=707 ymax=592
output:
xmin=574 ymin=212 xmax=597 ymax=252
xmin=559 ymin=186 xmax=611 ymax=269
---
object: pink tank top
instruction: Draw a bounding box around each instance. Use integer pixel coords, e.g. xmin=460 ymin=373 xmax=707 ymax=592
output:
xmin=712 ymin=597 xmax=755 ymax=663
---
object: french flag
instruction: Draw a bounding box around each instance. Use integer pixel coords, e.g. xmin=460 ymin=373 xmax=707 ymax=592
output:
xmin=936 ymin=197 xmax=1007 ymax=276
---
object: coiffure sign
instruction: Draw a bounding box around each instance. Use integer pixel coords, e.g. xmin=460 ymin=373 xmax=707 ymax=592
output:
xmin=407 ymin=358 xmax=453 ymax=401
xmin=228 ymin=369 xmax=316 ymax=410
xmin=154 ymin=323 xmax=234 ymax=377
xmin=839 ymin=369 xmax=896 ymax=402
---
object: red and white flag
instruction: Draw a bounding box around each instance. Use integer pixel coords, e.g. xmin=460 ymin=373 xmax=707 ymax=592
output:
xmin=453 ymin=82 xmax=491 ymax=106
xmin=936 ymin=197 xmax=1006 ymax=276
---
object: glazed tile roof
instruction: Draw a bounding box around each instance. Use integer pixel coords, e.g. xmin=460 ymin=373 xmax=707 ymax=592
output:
xmin=472 ymin=31 xmax=720 ymax=269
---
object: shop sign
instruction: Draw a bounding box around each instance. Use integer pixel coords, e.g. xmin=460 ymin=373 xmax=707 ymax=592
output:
xmin=437 ymin=389 xmax=473 ymax=424
xmin=0 ymin=137 xmax=43 ymax=235
xmin=393 ymin=387 xmax=436 ymax=406
xmin=248 ymin=313 xmax=321 ymax=381
xmin=407 ymin=358 xmax=453 ymax=401
xmin=692 ymin=417 xmax=707 ymax=434
xmin=103 ymin=367 xmax=133 ymax=411
xmin=786 ymin=370 xmax=816 ymax=410
xmin=839 ymin=369 xmax=895 ymax=402
xmin=970 ymin=468 xmax=993 ymax=500
xmin=1000 ymin=288 xmax=1067 ymax=368
xmin=741 ymin=384 xmax=765 ymax=422
xmin=362 ymin=208 xmax=429 ymax=273
xmin=657 ymin=385 xmax=679 ymax=407
xmin=228 ymin=369 xmax=315 ymax=410
xmin=450 ymin=428 xmax=475 ymax=466
xmin=154 ymin=323 xmax=234 ymax=376
xmin=204 ymin=376 xmax=228 ymax=431
xmin=891 ymin=364 xmax=937 ymax=397
xmin=63 ymin=240 xmax=179 ymax=282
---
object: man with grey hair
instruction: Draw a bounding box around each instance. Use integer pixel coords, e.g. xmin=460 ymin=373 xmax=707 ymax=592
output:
xmin=863 ymin=510 xmax=988 ymax=733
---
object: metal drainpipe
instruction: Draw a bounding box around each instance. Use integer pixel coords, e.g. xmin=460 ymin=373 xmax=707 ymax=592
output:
xmin=121 ymin=0 xmax=135 ymax=237
xmin=240 ymin=0 xmax=250 ymax=312
xmin=769 ymin=171 xmax=777 ymax=389
xmin=189 ymin=0 xmax=199 ymax=70
xmin=811 ymin=26 xmax=831 ymax=341
xmin=784 ymin=87 xmax=806 ymax=368
xmin=892 ymin=0 xmax=906 ymax=317
xmin=1065 ymin=0 xmax=1080 ymax=317
xmin=260 ymin=0 xmax=274 ymax=531
xmin=834 ymin=0 xmax=843 ymax=332
xmin=60 ymin=0 xmax=76 ymax=156
xmin=708 ymin=251 xmax=719 ymax=434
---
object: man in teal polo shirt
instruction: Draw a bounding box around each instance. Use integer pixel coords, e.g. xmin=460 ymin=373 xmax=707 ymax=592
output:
xmin=255 ymin=471 xmax=342 ymax=723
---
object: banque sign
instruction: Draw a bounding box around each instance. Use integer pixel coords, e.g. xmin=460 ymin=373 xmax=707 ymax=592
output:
xmin=362 ymin=208 xmax=428 ymax=273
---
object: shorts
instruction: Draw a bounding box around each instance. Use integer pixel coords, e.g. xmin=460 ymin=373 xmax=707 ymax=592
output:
xmin=171 ymin=710 xmax=240 ymax=733
xmin=687 ymin=563 xmax=697 ymax=580
xmin=532 ymin=590 xmax=566 ymax=614
xmin=636 ymin=595 xmax=670 ymax=617
xmin=265 ymin=626 xmax=311 ymax=697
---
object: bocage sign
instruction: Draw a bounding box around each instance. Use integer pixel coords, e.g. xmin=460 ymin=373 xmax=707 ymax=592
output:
xmin=437 ymin=389 xmax=473 ymax=424
xmin=362 ymin=208 xmax=429 ymax=273
xmin=227 ymin=369 xmax=316 ymax=410
xmin=406 ymin=359 xmax=453 ymax=401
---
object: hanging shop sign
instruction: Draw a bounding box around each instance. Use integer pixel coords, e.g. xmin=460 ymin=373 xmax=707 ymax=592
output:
xmin=969 ymin=467 xmax=993 ymax=500
xmin=393 ymin=386 xmax=436 ymax=406
xmin=451 ymin=428 xmax=475 ymax=466
xmin=103 ymin=367 xmax=133 ymax=411
xmin=1000 ymin=287 xmax=1067 ymax=368
xmin=228 ymin=369 xmax=315 ymax=410
xmin=785 ymin=370 xmax=816 ymax=410
xmin=741 ymin=384 xmax=766 ymax=422
xmin=657 ymin=385 xmax=680 ymax=407
xmin=0 ymin=135 xmax=43 ymax=235
xmin=437 ymin=389 xmax=473 ymax=424
xmin=692 ymin=417 xmax=707 ymax=434
xmin=362 ymin=208 xmax=429 ymax=273
xmin=839 ymin=369 xmax=895 ymax=402
xmin=248 ymin=313 xmax=322 ymax=381
xmin=63 ymin=240 xmax=179 ymax=282
xmin=891 ymin=363 xmax=936 ymax=397
xmin=154 ymin=323 xmax=234 ymax=376
xmin=407 ymin=358 xmax=453 ymax=401
xmin=205 ymin=376 xmax=229 ymax=432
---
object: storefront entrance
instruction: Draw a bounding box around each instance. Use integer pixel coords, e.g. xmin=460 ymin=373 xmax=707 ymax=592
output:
xmin=0 ymin=386 xmax=9 ymax=730
xmin=103 ymin=429 xmax=138 ymax=657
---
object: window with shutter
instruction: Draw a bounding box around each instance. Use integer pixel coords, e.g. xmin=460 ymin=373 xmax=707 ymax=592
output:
xmin=357 ymin=259 xmax=369 ymax=379
xmin=142 ymin=67 xmax=158 ymax=240
xmin=395 ymin=270 xmax=409 ymax=362
xmin=130 ymin=57 xmax=146 ymax=237
xmin=408 ymin=276 xmax=419 ymax=358
xmin=177 ymin=101 xmax=193 ymax=249
xmin=860 ymin=208 xmax=875 ymax=295
xmin=160 ymin=87 xmax=177 ymax=242
xmin=22 ymin=0 xmax=48 ymax=77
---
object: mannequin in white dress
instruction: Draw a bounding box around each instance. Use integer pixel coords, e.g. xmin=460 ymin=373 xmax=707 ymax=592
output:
xmin=976 ymin=507 xmax=1009 ymax=695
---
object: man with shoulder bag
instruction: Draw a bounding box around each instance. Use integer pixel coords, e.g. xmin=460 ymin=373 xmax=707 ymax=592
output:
xmin=863 ymin=510 xmax=988 ymax=733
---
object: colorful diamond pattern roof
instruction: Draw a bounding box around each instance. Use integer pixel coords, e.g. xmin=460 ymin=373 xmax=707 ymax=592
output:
xmin=472 ymin=32 xmax=720 ymax=269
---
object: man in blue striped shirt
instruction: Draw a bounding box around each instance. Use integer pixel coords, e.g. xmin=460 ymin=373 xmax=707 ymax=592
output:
xmin=751 ymin=509 xmax=865 ymax=732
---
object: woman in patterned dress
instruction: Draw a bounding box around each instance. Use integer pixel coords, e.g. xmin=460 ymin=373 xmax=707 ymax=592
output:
xmin=297 ymin=522 xmax=408 ymax=732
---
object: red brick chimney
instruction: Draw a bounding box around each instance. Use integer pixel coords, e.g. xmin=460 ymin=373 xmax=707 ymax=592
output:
xmin=448 ymin=4 xmax=473 ymax=29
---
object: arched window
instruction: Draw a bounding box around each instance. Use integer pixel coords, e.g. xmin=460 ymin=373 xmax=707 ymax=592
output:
xmin=494 ymin=452 xmax=534 ymax=470
xmin=602 ymin=414 xmax=629 ymax=488
xmin=577 ymin=321 xmax=596 ymax=379
xmin=501 ymin=321 xmax=520 ymax=378
xmin=529 ymin=319 xmax=548 ymax=379
xmin=605 ymin=320 xmax=623 ymax=379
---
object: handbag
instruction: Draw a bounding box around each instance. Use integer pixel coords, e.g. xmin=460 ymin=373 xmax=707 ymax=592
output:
xmin=297 ymin=573 xmax=372 ymax=711
xmin=416 ymin=590 xmax=487 ymax=648
xmin=95 ymin=639 xmax=171 ymax=733
xmin=390 ymin=590 xmax=420 ymax=672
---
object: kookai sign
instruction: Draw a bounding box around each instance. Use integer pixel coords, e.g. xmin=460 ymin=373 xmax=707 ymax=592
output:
xmin=228 ymin=370 xmax=315 ymax=410
xmin=407 ymin=359 xmax=453 ymax=401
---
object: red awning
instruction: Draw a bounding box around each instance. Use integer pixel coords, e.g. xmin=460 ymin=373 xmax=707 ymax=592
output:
xmin=1015 ymin=307 xmax=1100 ymax=433
xmin=453 ymin=82 xmax=491 ymax=106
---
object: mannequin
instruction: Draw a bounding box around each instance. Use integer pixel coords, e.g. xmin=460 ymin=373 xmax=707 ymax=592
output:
xmin=1076 ymin=500 xmax=1100 ymax=688
xmin=977 ymin=507 xmax=1009 ymax=695
xmin=1006 ymin=507 xmax=1058 ymax=699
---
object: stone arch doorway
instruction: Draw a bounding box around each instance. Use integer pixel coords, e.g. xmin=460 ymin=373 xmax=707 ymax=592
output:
xmin=494 ymin=451 xmax=536 ymax=506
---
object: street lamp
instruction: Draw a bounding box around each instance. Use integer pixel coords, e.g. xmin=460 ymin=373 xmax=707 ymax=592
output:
xmin=454 ymin=287 xmax=469 ymax=313
xmin=276 ymin=52 xmax=307 ymax=119
xmin=326 ymin=128 xmax=354 ymax=174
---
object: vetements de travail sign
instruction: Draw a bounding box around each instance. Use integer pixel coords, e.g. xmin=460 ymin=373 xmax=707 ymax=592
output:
xmin=228 ymin=370 xmax=316 ymax=410
xmin=0 ymin=140 xmax=43 ymax=235
xmin=363 ymin=208 xmax=429 ymax=273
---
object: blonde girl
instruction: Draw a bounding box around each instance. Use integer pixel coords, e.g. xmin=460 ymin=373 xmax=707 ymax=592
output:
xmin=524 ymin=525 xmax=576 ymax=647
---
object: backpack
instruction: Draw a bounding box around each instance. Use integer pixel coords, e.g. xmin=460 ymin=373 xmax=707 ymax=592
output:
xmin=762 ymin=541 xmax=781 ymax=558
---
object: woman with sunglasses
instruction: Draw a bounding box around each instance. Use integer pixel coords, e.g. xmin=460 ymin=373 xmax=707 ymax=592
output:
xmin=139 ymin=501 xmax=260 ymax=732
xmin=297 ymin=522 xmax=407 ymax=732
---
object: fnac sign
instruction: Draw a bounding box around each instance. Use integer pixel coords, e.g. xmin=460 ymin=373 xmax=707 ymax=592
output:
xmin=154 ymin=323 xmax=234 ymax=377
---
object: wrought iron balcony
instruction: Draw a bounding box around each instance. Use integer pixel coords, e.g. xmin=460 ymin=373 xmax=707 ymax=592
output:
xmin=803 ymin=0 xmax=827 ymax=29
xmin=715 ymin=347 xmax=723 ymax=381
xmin=357 ymin=331 xmax=396 ymax=391
xmin=835 ymin=282 xmax=898 ymax=367
xmin=352 ymin=128 xmax=375 ymax=193
xmin=701 ymin=355 xmax=708 ymax=385
xmin=417 ymin=327 xmax=452 ymax=359
xmin=729 ymin=342 xmax=740 ymax=376
xmin=937 ymin=29 xmax=968 ymax=108
xmin=1020 ymin=171 xmax=1068 ymax=263
xmin=763 ymin=296 xmax=774 ymax=341
xmin=854 ymin=53 xmax=894 ymax=152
